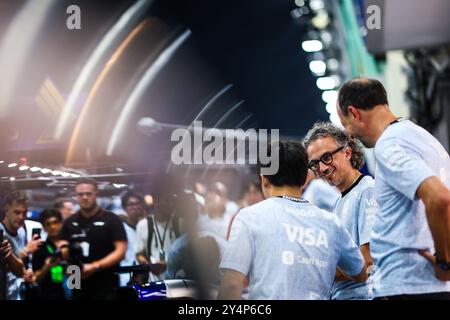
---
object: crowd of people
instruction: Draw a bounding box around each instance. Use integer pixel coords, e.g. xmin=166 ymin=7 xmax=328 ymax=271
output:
xmin=1 ymin=77 xmax=450 ymax=300
xmin=0 ymin=175 xmax=263 ymax=300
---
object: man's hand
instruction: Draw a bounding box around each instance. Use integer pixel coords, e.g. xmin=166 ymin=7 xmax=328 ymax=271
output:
xmin=44 ymin=256 xmax=61 ymax=268
xmin=25 ymin=235 xmax=44 ymax=255
xmin=23 ymin=268 xmax=36 ymax=283
xmin=82 ymin=262 xmax=100 ymax=279
xmin=150 ymin=261 xmax=167 ymax=275
xmin=1 ymin=240 xmax=13 ymax=259
xmin=419 ymin=250 xmax=450 ymax=281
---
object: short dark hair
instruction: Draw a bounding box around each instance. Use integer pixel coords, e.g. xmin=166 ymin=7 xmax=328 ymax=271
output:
xmin=121 ymin=191 xmax=145 ymax=209
xmin=75 ymin=178 xmax=98 ymax=190
xmin=258 ymin=140 xmax=308 ymax=187
xmin=338 ymin=78 xmax=388 ymax=116
xmin=39 ymin=208 xmax=62 ymax=225
xmin=4 ymin=191 xmax=28 ymax=208
xmin=303 ymin=122 xmax=365 ymax=170
xmin=53 ymin=197 xmax=73 ymax=210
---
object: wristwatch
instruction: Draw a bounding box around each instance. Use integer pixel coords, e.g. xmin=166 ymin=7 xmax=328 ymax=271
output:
xmin=435 ymin=256 xmax=450 ymax=271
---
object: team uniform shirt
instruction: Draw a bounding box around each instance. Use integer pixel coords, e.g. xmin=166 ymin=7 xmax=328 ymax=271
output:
xmin=0 ymin=223 xmax=26 ymax=300
xmin=331 ymin=175 xmax=377 ymax=300
xmin=371 ymin=119 xmax=450 ymax=297
xmin=60 ymin=209 xmax=127 ymax=299
xmin=220 ymin=197 xmax=365 ymax=300
xmin=302 ymin=179 xmax=340 ymax=212
xmin=119 ymin=222 xmax=138 ymax=287
xmin=135 ymin=216 xmax=178 ymax=282
xmin=198 ymin=210 xmax=234 ymax=241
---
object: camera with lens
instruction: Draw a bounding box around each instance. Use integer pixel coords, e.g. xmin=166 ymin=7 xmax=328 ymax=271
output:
xmin=67 ymin=242 xmax=84 ymax=269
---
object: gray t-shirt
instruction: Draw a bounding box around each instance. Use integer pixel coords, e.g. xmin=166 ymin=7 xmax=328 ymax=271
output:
xmin=331 ymin=175 xmax=377 ymax=300
xmin=371 ymin=119 xmax=450 ymax=297
xmin=220 ymin=197 xmax=364 ymax=299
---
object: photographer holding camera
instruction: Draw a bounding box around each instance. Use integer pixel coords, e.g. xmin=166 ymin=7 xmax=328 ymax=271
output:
xmin=59 ymin=179 xmax=127 ymax=300
xmin=32 ymin=209 xmax=66 ymax=300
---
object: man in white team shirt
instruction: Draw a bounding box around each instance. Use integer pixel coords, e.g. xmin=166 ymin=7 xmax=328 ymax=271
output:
xmin=304 ymin=122 xmax=377 ymax=299
xmin=218 ymin=140 xmax=368 ymax=300
xmin=337 ymin=77 xmax=450 ymax=299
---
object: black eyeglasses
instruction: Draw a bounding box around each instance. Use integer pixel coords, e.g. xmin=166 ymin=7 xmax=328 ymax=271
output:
xmin=308 ymin=146 xmax=345 ymax=172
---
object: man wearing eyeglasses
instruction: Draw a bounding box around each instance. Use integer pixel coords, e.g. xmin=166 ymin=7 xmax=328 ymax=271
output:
xmin=119 ymin=191 xmax=147 ymax=286
xmin=218 ymin=141 xmax=368 ymax=299
xmin=59 ymin=179 xmax=127 ymax=299
xmin=304 ymin=122 xmax=377 ymax=300
xmin=337 ymin=78 xmax=450 ymax=300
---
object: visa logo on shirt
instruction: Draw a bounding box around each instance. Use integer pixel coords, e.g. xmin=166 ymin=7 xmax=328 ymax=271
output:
xmin=281 ymin=223 xmax=328 ymax=248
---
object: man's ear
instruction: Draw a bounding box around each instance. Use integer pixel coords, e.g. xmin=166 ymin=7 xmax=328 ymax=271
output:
xmin=347 ymin=106 xmax=360 ymax=121
xmin=260 ymin=175 xmax=269 ymax=189
xmin=344 ymin=145 xmax=353 ymax=160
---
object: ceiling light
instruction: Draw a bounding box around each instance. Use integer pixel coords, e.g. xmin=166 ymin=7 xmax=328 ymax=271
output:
xmin=309 ymin=60 xmax=327 ymax=76
xmin=316 ymin=77 xmax=337 ymax=90
xmin=322 ymin=90 xmax=338 ymax=103
xmin=301 ymin=40 xmax=323 ymax=52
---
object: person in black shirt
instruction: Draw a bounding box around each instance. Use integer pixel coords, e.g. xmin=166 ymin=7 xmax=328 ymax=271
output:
xmin=60 ymin=179 xmax=127 ymax=300
xmin=32 ymin=209 xmax=66 ymax=300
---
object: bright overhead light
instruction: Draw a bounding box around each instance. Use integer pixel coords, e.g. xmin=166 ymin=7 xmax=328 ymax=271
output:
xmin=51 ymin=170 xmax=62 ymax=176
xmin=295 ymin=0 xmax=305 ymax=7
xmin=10 ymin=177 xmax=15 ymax=181
xmin=30 ymin=167 xmax=41 ymax=172
xmin=61 ymin=172 xmax=71 ymax=177
xmin=301 ymin=40 xmax=323 ymax=53
xmin=70 ymin=174 xmax=81 ymax=178
xmin=8 ymin=163 xmax=17 ymax=168
xmin=116 ymin=168 xmax=123 ymax=172
xmin=316 ymin=77 xmax=337 ymax=90
xmin=322 ymin=90 xmax=338 ymax=103
xmin=309 ymin=0 xmax=325 ymax=11
xmin=19 ymin=165 xmax=30 ymax=171
xmin=311 ymin=10 xmax=330 ymax=30
xmin=327 ymin=58 xmax=340 ymax=72
xmin=329 ymin=112 xmax=343 ymax=127
xmin=40 ymin=168 xmax=52 ymax=174
xmin=326 ymin=101 xmax=337 ymax=114
xmin=0 ymin=160 xmax=4 ymax=164
xmin=309 ymin=60 xmax=327 ymax=76
xmin=113 ymin=183 xmax=127 ymax=188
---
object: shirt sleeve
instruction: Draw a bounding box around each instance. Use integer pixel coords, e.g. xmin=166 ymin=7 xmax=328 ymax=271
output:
xmin=375 ymin=138 xmax=435 ymax=201
xmin=109 ymin=213 xmax=127 ymax=242
xmin=336 ymin=219 xmax=365 ymax=277
xmin=219 ymin=214 xmax=253 ymax=277
xmin=134 ymin=219 xmax=147 ymax=255
xmin=356 ymin=187 xmax=377 ymax=246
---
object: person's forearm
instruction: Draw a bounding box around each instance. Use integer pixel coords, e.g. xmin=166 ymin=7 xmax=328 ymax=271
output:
xmin=95 ymin=248 xmax=126 ymax=270
xmin=418 ymin=177 xmax=450 ymax=261
xmin=217 ymin=283 xmax=243 ymax=300
xmin=18 ymin=248 xmax=29 ymax=259
xmin=34 ymin=264 xmax=50 ymax=282
xmin=335 ymin=268 xmax=352 ymax=281
xmin=136 ymin=253 xmax=149 ymax=264
xmin=6 ymin=254 xmax=25 ymax=277
xmin=426 ymin=198 xmax=450 ymax=261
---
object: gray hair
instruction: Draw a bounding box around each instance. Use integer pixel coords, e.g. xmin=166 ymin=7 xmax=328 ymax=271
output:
xmin=303 ymin=122 xmax=365 ymax=170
